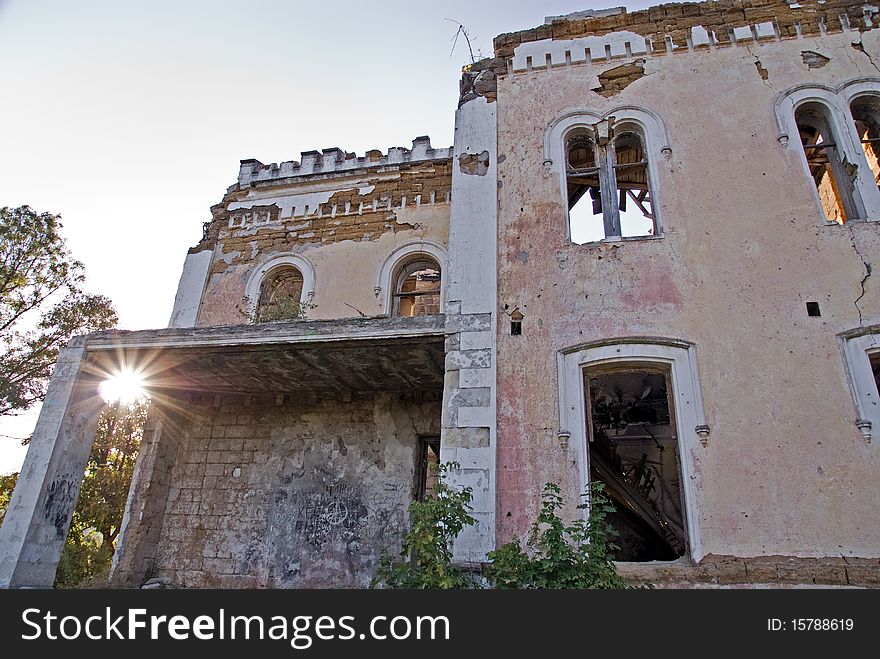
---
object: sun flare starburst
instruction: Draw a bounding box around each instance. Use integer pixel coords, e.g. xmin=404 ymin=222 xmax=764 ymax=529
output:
xmin=99 ymin=369 xmax=148 ymax=405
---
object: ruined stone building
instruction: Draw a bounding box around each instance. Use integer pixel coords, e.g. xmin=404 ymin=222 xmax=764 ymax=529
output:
xmin=3 ymin=0 xmax=880 ymax=588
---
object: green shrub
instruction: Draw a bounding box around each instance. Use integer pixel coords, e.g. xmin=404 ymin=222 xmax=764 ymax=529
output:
xmin=485 ymin=482 xmax=632 ymax=589
xmin=372 ymin=462 xmax=476 ymax=589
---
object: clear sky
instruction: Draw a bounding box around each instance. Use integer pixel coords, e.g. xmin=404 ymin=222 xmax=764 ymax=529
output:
xmin=0 ymin=0 xmax=657 ymax=474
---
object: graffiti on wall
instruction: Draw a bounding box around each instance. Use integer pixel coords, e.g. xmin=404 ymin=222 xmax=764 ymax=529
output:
xmin=43 ymin=474 xmax=78 ymax=538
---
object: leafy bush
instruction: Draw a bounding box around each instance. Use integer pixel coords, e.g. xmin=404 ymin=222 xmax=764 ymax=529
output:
xmin=372 ymin=463 xmax=632 ymax=589
xmin=485 ymin=482 xmax=631 ymax=589
xmin=372 ymin=462 xmax=476 ymax=589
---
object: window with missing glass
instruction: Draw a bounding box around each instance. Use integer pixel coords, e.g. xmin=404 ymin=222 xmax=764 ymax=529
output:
xmin=392 ymin=258 xmax=442 ymax=317
xmin=566 ymin=121 xmax=655 ymax=243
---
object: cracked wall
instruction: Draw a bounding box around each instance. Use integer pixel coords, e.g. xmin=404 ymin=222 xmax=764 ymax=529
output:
xmin=494 ymin=26 xmax=880 ymax=561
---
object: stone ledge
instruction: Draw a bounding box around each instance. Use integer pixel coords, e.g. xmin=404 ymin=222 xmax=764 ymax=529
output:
xmin=616 ymin=554 xmax=880 ymax=588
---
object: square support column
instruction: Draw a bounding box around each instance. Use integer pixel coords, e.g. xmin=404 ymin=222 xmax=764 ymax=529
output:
xmin=442 ymin=93 xmax=498 ymax=562
xmin=110 ymin=406 xmax=183 ymax=587
xmin=0 ymin=340 xmax=105 ymax=588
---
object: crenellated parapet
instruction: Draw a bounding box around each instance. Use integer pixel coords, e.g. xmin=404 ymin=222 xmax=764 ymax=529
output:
xmin=493 ymin=0 xmax=880 ymax=73
xmin=237 ymin=136 xmax=452 ymax=187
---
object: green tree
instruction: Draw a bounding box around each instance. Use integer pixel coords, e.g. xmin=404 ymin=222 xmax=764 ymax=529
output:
xmin=485 ymin=482 xmax=632 ymax=589
xmin=0 ymin=471 xmax=18 ymax=528
xmin=54 ymin=399 xmax=148 ymax=588
xmin=0 ymin=205 xmax=117 ymax=416
xmin=372 ymin=462 xmax=477 ymax=589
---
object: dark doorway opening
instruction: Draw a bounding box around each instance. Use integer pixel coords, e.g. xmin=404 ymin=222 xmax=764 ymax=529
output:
xmin=586 ymin=366 xmax=688 ymax=562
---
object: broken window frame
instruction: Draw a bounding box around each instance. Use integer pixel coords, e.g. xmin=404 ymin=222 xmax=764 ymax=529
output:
xmin=245 ymin=254 xmax=316 ymax=321
xmin=377 ymin=242 xmax=448 ymax=316
xmin=255 ymin=265 xmax=305 ymax=321
xmin=564 ymin=121 xmax=657 ymax=243
xmin=584 ymin=363 xmax=689 ymax=562
xmin=556 ymin=340 xmax=707 ymax=560
xmin=391 ymin=257 xmax=442 ymax=318
xmin=777 ymin=85 xmax=880 ymax=223
xmin=849 ymin=95 xmax=880 ymax=193
xmin=795 ymin=102 xmax=859 ymax=224
xmin=414 ymin=436 xmax=441 ymax=500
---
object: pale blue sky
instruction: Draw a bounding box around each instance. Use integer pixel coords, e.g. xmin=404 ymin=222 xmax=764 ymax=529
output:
xmin=0 ymin=0 xmax=656 ymax=473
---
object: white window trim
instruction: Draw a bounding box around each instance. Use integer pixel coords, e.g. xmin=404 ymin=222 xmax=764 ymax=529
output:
xmin=840 ymin=327 xmax=880 ymax=442
xmin=244 ymin=254 xmax=316 ymax=316
xmin=375 ymin=241 xmax=448 ymax=316
xmin=544 ymin=106 xmax=671 ymax=243
xmin=775 ymin=78 xmax=880 ymax=220
xmin=556 ymin=338 xmax=708 ymax=561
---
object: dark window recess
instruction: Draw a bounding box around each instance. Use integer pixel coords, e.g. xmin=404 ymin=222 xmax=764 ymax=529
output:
xmin=393 ymin=258 xmax=442 ymax=317
xmin=256 ymin=266 xmax=304 ymax=322
xmin=586 ymin=367 xmax=688 ymax=562
xmin=415 ymin=436 xmax=441 ymax=500
xmin=806 ymin=301 xmax=821 ymax=317
xmin=510 ymin=308 xmax=523 ymax=335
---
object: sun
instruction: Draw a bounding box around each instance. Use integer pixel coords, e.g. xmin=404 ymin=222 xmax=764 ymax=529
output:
xmin=99 ymin=368 xmax=148 ymax=405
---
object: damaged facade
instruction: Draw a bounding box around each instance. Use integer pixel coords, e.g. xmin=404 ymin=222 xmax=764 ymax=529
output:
xmin=3 ymin=0 xmax=880 ymax=588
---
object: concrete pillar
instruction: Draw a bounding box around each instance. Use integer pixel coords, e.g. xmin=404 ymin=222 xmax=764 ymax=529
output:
xmin=109 ymin=406 xmax=183 ymax=587
xmin=0 ymin=340 xmax=105 ymax=588
xmin=442 ymin=92 xmax=498 ymax=562
xmin=168 ymin=250 xmax=212 ymax=328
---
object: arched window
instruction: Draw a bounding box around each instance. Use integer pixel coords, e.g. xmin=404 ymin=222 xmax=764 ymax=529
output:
xmin=850 ymin=97 xmax=880 ymax=191
xmin=795 ymin=102 xmax=853 ymax=224
xmin=256 ymin=266 xmax=304 ymax=322
xmin=565 ymin=120 xmax=656 ymax=243
xmin=392 ymin=258 xmax=442 ymax=317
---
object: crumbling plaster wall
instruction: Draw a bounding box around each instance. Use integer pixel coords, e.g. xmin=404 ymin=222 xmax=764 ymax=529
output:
xmin=192 ymin=159 xmax=451 ymax=326
xmin=129 ymin=392 xmax=439 ymax=588
xmin=495 ymin=26 xmax=880 ymax=560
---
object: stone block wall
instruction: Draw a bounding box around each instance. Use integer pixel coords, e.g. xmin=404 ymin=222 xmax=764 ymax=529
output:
xmin=617 ymin=555 xmax=880 ymax=587
xmin=121 ymin=391 xmax=439 ymax=588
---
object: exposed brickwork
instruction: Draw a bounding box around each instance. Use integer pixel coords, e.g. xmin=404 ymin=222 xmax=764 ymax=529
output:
xmin=493 ymin=0 xmax=880 ymax=59
xmin=200 ymin=160 xmax=452 ymax=275
xmin=595 ymin=59 xmax=647 ymax=97
xmin=617 ymin=555 xmax=880 ymax=587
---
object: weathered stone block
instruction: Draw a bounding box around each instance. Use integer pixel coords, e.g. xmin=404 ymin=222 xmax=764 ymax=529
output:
xmin=449 ymin=387 xmax=491 ymax=408
xmin=446 ymin=348 xmax=492 ymax=370
xmin=446 ymin=313 xmax=492 ymax=333
xmin=442 ymin=427 xmax=491 ymax=448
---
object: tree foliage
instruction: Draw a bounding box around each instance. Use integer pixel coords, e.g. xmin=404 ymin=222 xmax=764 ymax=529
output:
xmin=54 ymin=399 xmax=148 ymax=588
xmin=485 ymin=482 xmax=633 ymax=589
xmin=372 ymin=462 xmax=477 ymax=589
xmin=0 ymin=205 xmax=117 ymax=416
xmin=0 ymin=471 xmax=18 ymax=528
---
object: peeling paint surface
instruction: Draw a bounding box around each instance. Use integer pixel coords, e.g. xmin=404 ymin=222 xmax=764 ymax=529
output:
xmin=494 ymin=29 xmax=880 ymax=560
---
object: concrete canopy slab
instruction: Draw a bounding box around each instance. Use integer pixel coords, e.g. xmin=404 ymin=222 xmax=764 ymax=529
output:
xmin=81 ymin=314 xmax=446 ymax=397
